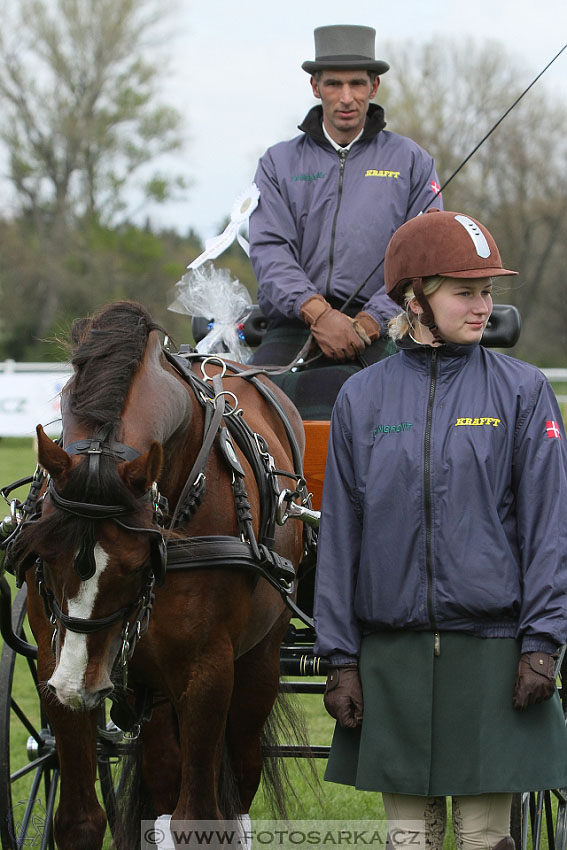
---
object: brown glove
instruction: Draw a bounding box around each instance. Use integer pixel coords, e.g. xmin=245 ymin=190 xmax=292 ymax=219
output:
xmin=324 ymin=664 xmax=363 ymax=728
xmin=513 ymin=651 xmax=557 ymax=709
xmin=300 ymin=295 xmax=366 ymax=361
xmin=353 ymin=311 xmax=381 ymax=342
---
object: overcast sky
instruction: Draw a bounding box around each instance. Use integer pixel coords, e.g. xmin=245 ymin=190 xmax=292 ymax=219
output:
xmin=142 ymin=0 xmax=567 ymax=243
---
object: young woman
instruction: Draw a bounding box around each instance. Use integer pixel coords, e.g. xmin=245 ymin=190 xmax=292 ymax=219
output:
xmin=313 ymin=209 xmax=567 ymax=850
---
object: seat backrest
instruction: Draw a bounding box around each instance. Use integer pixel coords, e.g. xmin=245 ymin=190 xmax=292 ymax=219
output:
xmin=303 ymin=420 xmax=330 ymax=510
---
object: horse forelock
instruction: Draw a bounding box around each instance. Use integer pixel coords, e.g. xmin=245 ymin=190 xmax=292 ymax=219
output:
xmin=13 ymin=454 xmax=142 ymax=569
xmin=66 ymin=301 xmax=166 ymax=430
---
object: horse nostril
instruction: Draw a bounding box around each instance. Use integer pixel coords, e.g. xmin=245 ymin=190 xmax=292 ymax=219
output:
xmin=46 ymin=682 xmax=58 ymax=697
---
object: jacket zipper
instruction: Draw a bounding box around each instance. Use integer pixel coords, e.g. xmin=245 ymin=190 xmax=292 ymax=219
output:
xmin=424 ymin=349 xmax=438 ymax=646
xmin=324 ymin=149 xmax=348 ymax=299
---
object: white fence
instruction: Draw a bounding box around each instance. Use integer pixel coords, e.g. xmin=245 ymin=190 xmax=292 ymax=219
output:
xmin=1 ymin=361 xmax=566 ymax=438
xmin=0 ymin=361 xmax=71 ymax=437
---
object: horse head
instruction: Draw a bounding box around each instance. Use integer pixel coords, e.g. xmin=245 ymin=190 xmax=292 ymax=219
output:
xmin=34 ymin=424 xmax=165 ymax=711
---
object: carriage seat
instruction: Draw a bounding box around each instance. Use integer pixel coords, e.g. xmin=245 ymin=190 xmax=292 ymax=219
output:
xmin=302 ymin=421 xmax=330 ymax=512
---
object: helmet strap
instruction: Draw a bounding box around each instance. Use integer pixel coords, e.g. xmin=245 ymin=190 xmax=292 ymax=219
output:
xmin=412 ymin=278 xmax=445 ymax=344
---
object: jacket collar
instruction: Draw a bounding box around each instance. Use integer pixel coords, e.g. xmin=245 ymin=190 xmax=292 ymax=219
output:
xmin=298 ymin=102 xmax=386 ymax=147
xmin=397 ymin=337 xmax=480 ymax=372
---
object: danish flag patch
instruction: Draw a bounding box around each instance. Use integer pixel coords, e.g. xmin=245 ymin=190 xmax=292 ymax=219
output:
xmin=431 ymin=181 xmax=441 ymax=194
xmin=545 ymin=420 xmax=562 ymax=439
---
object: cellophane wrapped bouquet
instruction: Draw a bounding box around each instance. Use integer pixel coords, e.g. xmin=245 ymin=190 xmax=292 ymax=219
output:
xmin=169 ymin=265 xmax=253 ymax=362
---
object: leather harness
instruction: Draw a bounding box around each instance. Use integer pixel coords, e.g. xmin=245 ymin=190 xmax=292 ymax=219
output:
xmin=6 ymin=348 xmax=315 ymax=637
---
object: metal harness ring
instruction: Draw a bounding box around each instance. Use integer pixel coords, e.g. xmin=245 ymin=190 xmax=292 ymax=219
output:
xmin=200 ymin=356 xmax=227 ymax=382
xmin=213 ymin=390 xmax=241 ymax=416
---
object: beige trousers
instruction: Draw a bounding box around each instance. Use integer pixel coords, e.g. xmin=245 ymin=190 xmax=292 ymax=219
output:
xmin=382 ymin=792 xmax=513 ymax=850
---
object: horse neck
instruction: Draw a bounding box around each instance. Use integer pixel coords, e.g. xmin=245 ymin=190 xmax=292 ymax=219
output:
xmin=119 ymin=331 xmax=191 ymax=448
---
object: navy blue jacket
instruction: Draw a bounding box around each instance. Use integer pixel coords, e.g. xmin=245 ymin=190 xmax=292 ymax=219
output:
xmin=313 ymin=342 xmax=567 ymax=663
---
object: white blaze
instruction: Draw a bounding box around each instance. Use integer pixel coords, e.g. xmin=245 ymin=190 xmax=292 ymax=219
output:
xmin=48 ymin=545 xmax=109 ymax=706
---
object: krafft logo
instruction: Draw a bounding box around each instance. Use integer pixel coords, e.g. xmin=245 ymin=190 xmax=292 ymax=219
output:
xmin=454 ymin=417 xmax=501 ymax=428
xmin=365 ymin=169 xmax=400 ymax=178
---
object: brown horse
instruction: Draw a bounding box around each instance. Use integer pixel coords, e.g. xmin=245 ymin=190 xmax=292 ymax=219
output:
xmin=12 ymin=301 xmax=306 ymax=849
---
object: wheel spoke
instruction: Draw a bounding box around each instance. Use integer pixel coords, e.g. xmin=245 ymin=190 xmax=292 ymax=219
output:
xmin=0 ymin=584 xmax=60 ymax=850
xmin=546 ymin=791 xmax=555 ymax=850
xmin=12 ymin=765 xmax=42 ymax=848
xmin=40 ymin=768 xmax=58 ymax=850
xmin=555 ymin=800 xmax=567 ymax=850
xmin=11 ymin=751 xmax=56 ymax=783
xmin=26 ymin=650 xmax=39 ymax=689
xmin=10 ymin=696 xmax=42 ymax=743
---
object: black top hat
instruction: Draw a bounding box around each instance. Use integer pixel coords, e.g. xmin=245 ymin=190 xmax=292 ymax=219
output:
xmin=301 ymin=25 xmax=390 ymax=75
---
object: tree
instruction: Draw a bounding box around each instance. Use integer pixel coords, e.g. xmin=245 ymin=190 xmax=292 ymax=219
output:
xmin=0 ymin=0 xmax=189 ymax=356
xmin=378 ymin=39 xmax=567 ymax=364
xmin=0 ymin=0 xmax=185 ymax=229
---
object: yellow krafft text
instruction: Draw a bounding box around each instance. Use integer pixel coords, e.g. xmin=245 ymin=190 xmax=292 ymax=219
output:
xmin=454 ymin=417 xmax=501 ymax=427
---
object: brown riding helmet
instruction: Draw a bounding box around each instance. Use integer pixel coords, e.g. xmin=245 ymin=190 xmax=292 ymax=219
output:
xmin=385 ymin=209 xmax=518 ymax=308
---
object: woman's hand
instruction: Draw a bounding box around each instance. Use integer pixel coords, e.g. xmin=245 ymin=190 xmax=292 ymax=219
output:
xmin=324 ymin=664 xmax=364 ymax=728
xmin=513 ymin=652 xmax=557 ymax=709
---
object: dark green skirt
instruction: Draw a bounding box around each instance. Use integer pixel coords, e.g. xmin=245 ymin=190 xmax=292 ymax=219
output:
xmin=325 ymin=631 xmax=567 ymax=796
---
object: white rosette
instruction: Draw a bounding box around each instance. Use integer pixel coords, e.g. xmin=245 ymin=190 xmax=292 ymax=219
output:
xmin=187 ymin=183 xmax=260 ymax=269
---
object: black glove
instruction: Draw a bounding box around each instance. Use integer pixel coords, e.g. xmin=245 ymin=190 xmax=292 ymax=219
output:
xmin=324 ymin=664 xmax=363 ymax=728
xmin=513 ymin=651 xmax=557 ymax=709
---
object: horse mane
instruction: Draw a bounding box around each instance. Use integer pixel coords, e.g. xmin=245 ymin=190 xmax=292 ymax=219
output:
xmin=12 ymin=302 xmax=166 ymax=569
xmin=67 ymin=301 xmax=165 ymax=431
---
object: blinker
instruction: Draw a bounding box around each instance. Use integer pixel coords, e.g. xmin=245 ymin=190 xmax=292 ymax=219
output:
xmin=150 ymin=533 xmax=167 ymax=587
xmin=75 ymin=541 xmax=97 ymax=581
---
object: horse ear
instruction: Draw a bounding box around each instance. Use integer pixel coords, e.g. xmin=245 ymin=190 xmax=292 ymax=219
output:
xmin=120 ymin=442 xmax=163 ymax=495
xmin=36 ymin=425 xmax=72 ymax=481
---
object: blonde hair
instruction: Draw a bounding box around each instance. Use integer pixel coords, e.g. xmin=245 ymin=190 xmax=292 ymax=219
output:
xmin=388 ymin=276 xmax=445 ymax=341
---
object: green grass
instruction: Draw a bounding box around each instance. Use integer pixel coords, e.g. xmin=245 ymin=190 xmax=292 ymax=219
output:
xmin=0 ymin=436 xmax=38 ymax=487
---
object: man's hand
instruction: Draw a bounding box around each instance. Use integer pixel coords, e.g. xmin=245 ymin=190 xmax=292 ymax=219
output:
xmin=513 ymin=652 xmax=557 ymax=709
xmin=300 ymin=295 xmax=366 ymax=361
xmin=353 ymin=311 xmax=381 ymax=342
xmin=324 ymin=664 xmax=363 ymax=728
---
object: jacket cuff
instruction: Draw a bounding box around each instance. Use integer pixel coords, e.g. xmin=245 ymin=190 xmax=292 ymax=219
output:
xmin=521 ymin=636 xmax=560 ymax=654
xmin=328 ymin=653 xmax=359 ymax=666
xmin=360 ymin=305 xmax=387 ymax=336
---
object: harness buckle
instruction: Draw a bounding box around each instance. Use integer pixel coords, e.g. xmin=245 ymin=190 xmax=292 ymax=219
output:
xmin=120 ymin=626 xmax=130 ymax=672
xmin=253 ymin=432 xmax=270 ymax=459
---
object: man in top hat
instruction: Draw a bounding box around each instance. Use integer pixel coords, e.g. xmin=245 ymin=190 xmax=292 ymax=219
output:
xmin=247 ymin=25 xmax=443 ymax=419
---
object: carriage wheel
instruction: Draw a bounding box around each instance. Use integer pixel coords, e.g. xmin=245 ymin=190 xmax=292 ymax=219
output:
xmin=0 ymin=582 xmax=59 ymax=850
xmin=509 ymin=652 xmax=567 ymax=850
xmin=510 ymin=788 xmax=567 ymax=850
xmin=97 ymin=703 xmax=140 ymax=839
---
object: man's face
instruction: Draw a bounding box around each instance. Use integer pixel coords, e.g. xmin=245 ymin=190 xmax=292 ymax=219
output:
xmin=311 ymin=70 xmax=380 ymax=145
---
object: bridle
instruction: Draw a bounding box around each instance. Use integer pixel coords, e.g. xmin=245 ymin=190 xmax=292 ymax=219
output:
xmin=36 ymin=435 xmax=167 ymax=668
